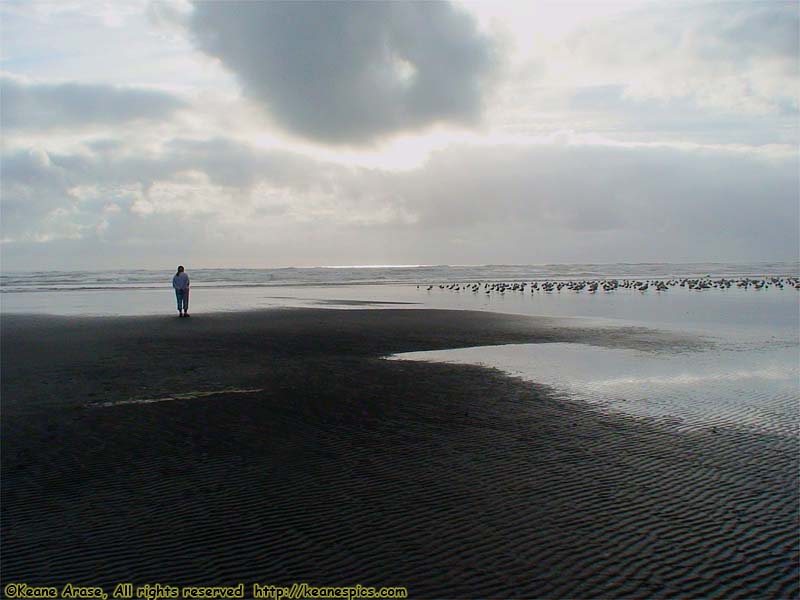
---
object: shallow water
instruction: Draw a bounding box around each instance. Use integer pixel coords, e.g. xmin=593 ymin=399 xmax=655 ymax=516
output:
xmin=390 ymin=341 xmax=799 ymax=436
xmin=395 ymin=283 xmax=799 ymax=435
xmin=1 ymin=278 xmax=797 ymax=333
xmin=3 ymin=267 xmax=797 ymax=436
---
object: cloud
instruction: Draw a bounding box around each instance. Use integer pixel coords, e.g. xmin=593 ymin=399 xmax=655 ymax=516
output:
xmin=189 ymin=0 xmax=498 ymax=144
xmin=403 ymin=142 xmax=797 ymax=237
xmin=0 ymin=75 xmax=188 ymax=130
xmin=0 ymin=147 xmax=142 ymax=243
xmin=564 ymin=3 xmax=799 ymax=115
xmin=2 ymin=134 xmax=796 ymax=266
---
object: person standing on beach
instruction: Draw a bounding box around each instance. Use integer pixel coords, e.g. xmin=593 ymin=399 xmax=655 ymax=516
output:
xmin=172 ymin=265 xmax=190 ymax=317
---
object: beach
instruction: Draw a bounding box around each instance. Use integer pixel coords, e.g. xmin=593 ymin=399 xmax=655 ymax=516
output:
xmin=2 ymin=308 xmax=797 ymax=598
xmin=3 ymin=0 xmax=798 ymax=594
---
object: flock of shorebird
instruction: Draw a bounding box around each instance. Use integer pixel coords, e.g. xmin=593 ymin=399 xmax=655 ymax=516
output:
xmin=418 ymin=277 xmax=800 ymax=294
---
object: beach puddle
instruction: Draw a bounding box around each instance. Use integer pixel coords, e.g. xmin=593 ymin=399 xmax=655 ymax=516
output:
xmin=91 ymin=388 xmax=264 ymax=408
xmin=389 ymin=342 xmax=799 ymax=436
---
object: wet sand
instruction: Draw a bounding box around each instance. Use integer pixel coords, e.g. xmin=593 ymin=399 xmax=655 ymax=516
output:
xmin=1 ymin=309 xmax=798 ymax=598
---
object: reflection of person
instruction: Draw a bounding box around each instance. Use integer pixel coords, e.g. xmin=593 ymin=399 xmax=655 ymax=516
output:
xmin=172 ymin=265 xmax=190 ymax=317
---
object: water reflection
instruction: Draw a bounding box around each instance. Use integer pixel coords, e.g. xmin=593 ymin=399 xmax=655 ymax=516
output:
xmin=390 ymin=341 xmax=799 ymax=436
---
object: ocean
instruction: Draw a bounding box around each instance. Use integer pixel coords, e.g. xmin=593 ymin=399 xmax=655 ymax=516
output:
xmin=2 ymin=261 xmax=798 ymax=437
xmin=1 ymin=261 xmax=798 ymax=315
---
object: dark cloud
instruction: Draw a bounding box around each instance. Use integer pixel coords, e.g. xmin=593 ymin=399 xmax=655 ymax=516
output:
xmin=189 ymin=0 xmax=497 ymax=144
xmin=0 ymin=76 xmax=187 ymax=130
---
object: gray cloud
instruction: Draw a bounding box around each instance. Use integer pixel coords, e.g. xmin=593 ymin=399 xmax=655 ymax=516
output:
xmin=0 ymin=137 xmax=346 ymax=244
xmin=0 ymin=148 xmax=72 ymax=235
xmin=402 ymin=143 xmax=797 ymax=242
xmin=564 ymin=84 xmax=796 ymax=146
xmin=569 ymin=3 xmax=798 ymax=67
xmin=189 ymin=1 xmax=497 ymax=144
xmin=2 ymin=135 xmax=796 ymax=266
xmin=701 ymin=4 xmax=798 ymax=62
xmin=565 ymin=3 xmax=799 ymax=115
xmin=0 ymin=76 xmax=187 ymax=130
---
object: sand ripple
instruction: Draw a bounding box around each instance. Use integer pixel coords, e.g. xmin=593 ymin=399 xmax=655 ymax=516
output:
xmin=2 ymin=310 xmax=797 ymax=598
xmin=3 ymin=364 xmax=797 ymax=598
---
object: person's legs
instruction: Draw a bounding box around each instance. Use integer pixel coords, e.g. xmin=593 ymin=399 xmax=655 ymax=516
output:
xmin=175 ymin=289 xmax=183 ymax=315
xmin=182 ymin=289 xmax=189 ymax=315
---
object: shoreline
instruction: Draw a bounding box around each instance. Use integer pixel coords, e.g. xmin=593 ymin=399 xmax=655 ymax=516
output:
xmin=2 ymin=308 xmax=798 ymax=598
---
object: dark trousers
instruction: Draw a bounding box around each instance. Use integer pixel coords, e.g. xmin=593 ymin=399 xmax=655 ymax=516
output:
xmin=175 ymin=289 xmax=189 ymax=312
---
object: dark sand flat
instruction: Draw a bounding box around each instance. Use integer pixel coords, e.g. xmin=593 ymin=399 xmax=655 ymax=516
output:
xmin=1 ymin=309 xmax=797 ymax=598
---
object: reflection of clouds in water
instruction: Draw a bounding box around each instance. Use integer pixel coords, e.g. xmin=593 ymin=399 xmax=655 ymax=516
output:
xmin=391 ymin=342 xmax=799 ymax=435
xmin=589 ymin=366 xmax=794 ymax=388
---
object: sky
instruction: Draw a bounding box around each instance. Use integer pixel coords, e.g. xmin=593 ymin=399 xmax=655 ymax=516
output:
xmin=1 ymin=0 xmax=798 ymax=270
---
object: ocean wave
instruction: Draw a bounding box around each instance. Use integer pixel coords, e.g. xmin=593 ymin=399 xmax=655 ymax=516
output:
xmin=3 ymin=262 xmax=798 ymax=293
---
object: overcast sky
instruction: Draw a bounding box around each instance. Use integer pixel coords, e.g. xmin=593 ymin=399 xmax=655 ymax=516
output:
xmin=1 ymin=0 xmax=797 ymax=270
